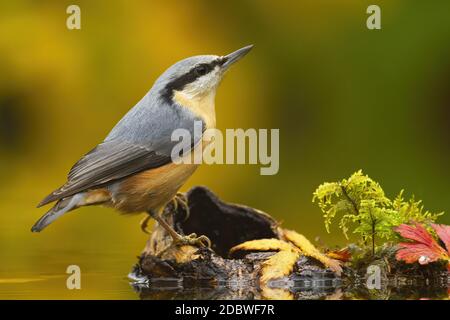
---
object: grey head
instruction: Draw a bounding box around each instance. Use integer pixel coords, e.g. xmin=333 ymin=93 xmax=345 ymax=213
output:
xmin=154 ymin=44 xmax=254 ymax=103
xmin=106 ymin=45 xmax=253 ymax=144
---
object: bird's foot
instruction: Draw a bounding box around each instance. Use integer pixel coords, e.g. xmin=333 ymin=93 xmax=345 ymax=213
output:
xmin=173 ymin=233 xmax=211 ymax=248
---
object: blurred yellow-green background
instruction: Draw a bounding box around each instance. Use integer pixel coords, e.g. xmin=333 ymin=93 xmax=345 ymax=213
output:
xmin=0 ymin=0 xmax=449 ymax=299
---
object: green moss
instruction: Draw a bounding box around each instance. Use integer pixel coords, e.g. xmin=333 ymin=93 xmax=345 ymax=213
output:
xmin=313 ymin=170 xmax=443 ymax=254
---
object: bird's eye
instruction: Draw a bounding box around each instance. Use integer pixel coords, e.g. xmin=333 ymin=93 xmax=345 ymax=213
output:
xmin=194 ymin=65 xmax=208 ymax=76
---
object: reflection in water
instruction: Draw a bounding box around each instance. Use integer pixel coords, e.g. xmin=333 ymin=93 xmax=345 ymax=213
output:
xmin=132 ymin=281 xmax=449 ymax=300
xmin=130 ymin=272 xmax=449 ymax=300
xmin=132 ymin=282 xmax=341 ymax=300
xmin=0 ymin=278 xmax=47 ymax=284
xmin=131 ymin=271 xmax=343 ymax=300
xmin=0 ymin=260 xmax=447 ymax=300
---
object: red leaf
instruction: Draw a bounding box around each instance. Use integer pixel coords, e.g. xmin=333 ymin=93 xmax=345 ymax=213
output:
xmin=394 ymin=223 xmax=449 ymax=265
xmin=394 ymin=222 xmax=436 ymax=247
xmin=431 ymin=223 xmax=450 ymax=253
xmin=396 ymin=243 xmax=443 ymax=264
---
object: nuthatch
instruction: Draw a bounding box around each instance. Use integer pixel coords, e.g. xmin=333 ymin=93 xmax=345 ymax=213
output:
xmin=33 ymin=45 xmax=253 ymax=247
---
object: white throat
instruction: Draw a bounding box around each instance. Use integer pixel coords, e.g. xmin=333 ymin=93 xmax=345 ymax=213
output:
xmin=173 ymin=89 xmax=217 ymax=129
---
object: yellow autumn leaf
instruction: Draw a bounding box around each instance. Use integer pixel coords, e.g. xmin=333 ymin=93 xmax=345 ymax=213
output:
xmin=230 ymin=238 xmax=300 ymax=284
xmin=259 ymin=250 xmax=300 ymax=283
xmin=228 ymin=232 xmax=342 ymax=284
xmin=230 ymin=238 xmax=292 ymax=254
xmin=283 ymin=229 xmax=342 ymax=275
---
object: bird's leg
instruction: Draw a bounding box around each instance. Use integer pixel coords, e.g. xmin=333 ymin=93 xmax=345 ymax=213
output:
xmin=149 ymin=208 xmax=211 ymax=248
xmin=171 ymin=192 xmax=190 ymax=221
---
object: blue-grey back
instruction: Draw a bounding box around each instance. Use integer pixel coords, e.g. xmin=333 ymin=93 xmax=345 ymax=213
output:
xmin=105 ymin=54 xmax=217 ymax=155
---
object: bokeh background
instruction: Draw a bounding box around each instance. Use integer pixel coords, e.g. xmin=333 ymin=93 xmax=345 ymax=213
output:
xmin=0 ymin=0 xmax=449 ymax=299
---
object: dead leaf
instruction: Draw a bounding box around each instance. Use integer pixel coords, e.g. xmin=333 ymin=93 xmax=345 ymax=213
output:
xmin=260 ymin=250 xmax=300 ymax=283
xmin=229 ymin=232 xmax=343 ymax=283
xmin=230 ymin=238 xmax=292 ymax=255
xmin=230 ymin=238 xmax=300 ymax=284
xmin=283 ymin=229 xmax=342 ymax=275
xmin=326 ymin=247 xmax=352 ymax=262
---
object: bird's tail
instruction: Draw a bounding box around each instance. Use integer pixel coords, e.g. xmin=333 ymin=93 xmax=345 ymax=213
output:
xmin=31 ymin=193 xmax=84 ymax=232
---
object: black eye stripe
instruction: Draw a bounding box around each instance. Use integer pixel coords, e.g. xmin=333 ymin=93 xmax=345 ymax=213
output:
xmin=161 ymin=58 xmax=223 ymax=102
xmin=190 ymin=59 xmax=222 ymax=78
xmin=194 ymin=64 xmax=211 ymax=75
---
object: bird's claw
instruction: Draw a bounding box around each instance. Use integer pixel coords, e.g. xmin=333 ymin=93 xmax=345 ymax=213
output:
xmin=174 ymin=233 xmax=211 ymax=248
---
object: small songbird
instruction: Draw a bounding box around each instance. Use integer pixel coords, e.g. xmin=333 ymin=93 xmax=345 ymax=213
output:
xmin=33 ymin=45 xmax=253 ymax=247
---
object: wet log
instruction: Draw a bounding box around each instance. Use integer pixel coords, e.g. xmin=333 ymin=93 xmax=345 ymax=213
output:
xmin=131 ymin=186 xmax=341 ymax=299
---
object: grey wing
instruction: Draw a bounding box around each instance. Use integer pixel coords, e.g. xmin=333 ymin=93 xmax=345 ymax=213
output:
xmin=38 ymin=95 xmax=205 ymax=207
xmin=37 ymin=140 xmax=172 ymax=207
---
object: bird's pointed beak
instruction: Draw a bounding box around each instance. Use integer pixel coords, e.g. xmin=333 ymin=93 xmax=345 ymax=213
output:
xmin=221 ymin=45 xmax=253 ymax=71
